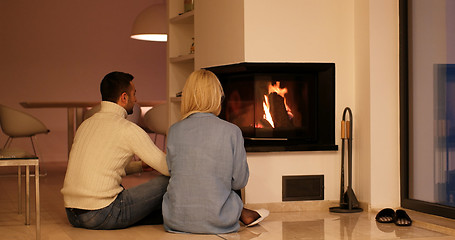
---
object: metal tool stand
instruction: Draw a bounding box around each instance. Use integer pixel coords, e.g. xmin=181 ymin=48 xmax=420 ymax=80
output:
xmin=330 ymin=107 xmax=363 ymax=213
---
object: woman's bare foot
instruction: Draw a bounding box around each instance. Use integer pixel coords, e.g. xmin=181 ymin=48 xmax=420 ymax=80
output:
xmin=240 ymin=208 xmax=260 ymax=225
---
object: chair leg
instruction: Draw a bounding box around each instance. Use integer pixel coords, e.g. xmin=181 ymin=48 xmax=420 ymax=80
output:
xmin=31 ymin=136 xmax=46 ymax=177
xmin=4 ymin=137 xmax=12 ymax=149
xmin=30 ymin=137 xmax=37 ymax=156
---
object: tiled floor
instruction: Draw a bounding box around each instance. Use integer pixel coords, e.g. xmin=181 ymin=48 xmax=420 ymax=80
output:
xmin=1 ymin=162 xmax=455 ymax=240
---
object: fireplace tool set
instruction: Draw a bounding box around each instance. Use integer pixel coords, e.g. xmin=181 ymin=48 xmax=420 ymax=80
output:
xmin=329 ymin=107 xmax=363 ymax=213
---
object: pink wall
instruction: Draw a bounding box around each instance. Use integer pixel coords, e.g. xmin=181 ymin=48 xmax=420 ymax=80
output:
xmin=0 ymin=0 xmax=167 ymax=162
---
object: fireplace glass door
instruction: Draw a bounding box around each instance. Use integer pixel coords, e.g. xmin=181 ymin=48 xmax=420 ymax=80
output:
xmin=221 ymin=73 xmax=317 ymax=141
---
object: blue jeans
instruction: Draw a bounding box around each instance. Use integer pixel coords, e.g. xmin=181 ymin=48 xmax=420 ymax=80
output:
xmin=65 ymin=175 xmax=169 ymax=230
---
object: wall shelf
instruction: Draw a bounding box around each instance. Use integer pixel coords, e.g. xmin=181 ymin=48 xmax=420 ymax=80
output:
xmin=170 ymin=10 xmax=194 ymax=24
xmin=168 ymin=0 xmax=195 ymax=126
xmin=170 ymin=97 xmax=182 ymax=102
xmin=169 ymin=54 xmax=194 ymax=63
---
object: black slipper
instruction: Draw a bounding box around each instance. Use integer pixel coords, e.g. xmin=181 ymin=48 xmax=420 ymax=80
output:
xmin=375 ymin=208 xmax=395 ymax=223
xmin=394 ymin=209 xmax=412 ymax=226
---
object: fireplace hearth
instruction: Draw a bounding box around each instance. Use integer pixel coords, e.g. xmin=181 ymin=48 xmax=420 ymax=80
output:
xmin=207 ymin=62 xmax=337 ymax=152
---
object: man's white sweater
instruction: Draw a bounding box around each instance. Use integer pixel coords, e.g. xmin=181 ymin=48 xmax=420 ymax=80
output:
xmin=61 ymin=101 xmax=169 ymax=210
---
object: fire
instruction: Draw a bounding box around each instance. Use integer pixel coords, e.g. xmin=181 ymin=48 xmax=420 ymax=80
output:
xmin=261 ymin=81 xmax=293 ymax=128
xmin=263 ymin=95 xmax=274 ymax=128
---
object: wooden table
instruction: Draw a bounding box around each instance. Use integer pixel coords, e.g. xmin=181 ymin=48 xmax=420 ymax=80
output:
xmin=20 ymin=101 xmax=164 ymax=156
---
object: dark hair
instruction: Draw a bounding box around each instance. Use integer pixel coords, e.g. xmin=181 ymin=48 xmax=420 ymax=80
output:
xmin=100 ymin=71 xmax=134 ymax=103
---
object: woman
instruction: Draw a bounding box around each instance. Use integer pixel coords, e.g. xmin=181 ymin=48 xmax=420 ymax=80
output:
xmin=162 ymin=69 xmax=268 ymax=234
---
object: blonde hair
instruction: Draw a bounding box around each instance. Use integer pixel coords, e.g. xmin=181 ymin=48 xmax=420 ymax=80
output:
xmin=181 ymin=69 xmax=224 ymax=119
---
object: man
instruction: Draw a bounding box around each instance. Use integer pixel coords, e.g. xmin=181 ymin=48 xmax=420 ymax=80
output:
xmin=61 ymin=71 xmax=169 ymax=230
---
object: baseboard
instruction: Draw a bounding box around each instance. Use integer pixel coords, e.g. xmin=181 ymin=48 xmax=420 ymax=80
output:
xmin=245 ymin=200 xmax=370 ymax=213
xmin=245 ymin=200 xmax=338 ymax=212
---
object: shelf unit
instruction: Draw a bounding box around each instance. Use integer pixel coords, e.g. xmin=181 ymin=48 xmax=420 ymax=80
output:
xmin=169 ymin=54 xmax=194 ymax=63
xmin=167 ymin=0 xmax=195 ymax=126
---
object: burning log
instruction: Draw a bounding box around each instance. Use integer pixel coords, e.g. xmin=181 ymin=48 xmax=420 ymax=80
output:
xmin=268 ymin=92 xmax=294 ymax=128
xmin=258 ymin=118 xmax=274 ymax=128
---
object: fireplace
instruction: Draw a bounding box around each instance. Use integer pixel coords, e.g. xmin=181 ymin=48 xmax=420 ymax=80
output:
xmin=207 ymin=62 xmax=337 ymax=152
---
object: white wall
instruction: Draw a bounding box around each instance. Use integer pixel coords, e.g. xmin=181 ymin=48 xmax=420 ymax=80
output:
xmin=195 ymin=0 xmax=245 ymax=69
xmin=196 ymin=0 xmax=401 ymax=208
xmin=242 ymin=0 xmax=355 ymax=204
xmin=244 ymin=0 xmax=400 ymax=208
xmin=195 ymin=0 xmax=355 ymax=204
xmin=0 ymin=0 xmax=167 ymax=162
xmin=367 ymin=0 xmax=400 ymax=209
xmin=354 ymin=0 xmax=372 ymax=206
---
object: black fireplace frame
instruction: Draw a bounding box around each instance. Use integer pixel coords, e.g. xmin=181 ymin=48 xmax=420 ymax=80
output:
xmin=207 ymin=62 xmax=338 ymax=152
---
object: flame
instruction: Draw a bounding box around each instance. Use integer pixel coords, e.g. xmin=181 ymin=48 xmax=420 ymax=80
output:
xmin=261 ymin=81 xmax=293 ymax=128
xmin=263 ymin=95 xmax=274 ymax=128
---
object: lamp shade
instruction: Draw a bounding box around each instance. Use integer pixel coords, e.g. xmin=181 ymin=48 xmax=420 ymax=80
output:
xmin=131 ymin=4 xmax=167 ymax=42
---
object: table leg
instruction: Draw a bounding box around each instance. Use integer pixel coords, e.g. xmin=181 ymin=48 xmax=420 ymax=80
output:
xmin=75 ymin=107 xmax=84 ymax=129
xmin=26 ymin=165 xmax=30 ymax=225
xmin=18 ymin=166 xmax=21 ymax=214
xmin=35 ymin=164 xmax=40 ymax=240
xmin=67 ymin=107 xmax=88 ymax=157
xmin=67 ymin=108 xmax=75 ymax=157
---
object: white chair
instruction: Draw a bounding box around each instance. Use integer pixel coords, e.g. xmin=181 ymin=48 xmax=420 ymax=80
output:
xmin=144 ymin=103 xmax=168 ymax=147
xmin=0 ymin=105 xmax=46 ymax=239
xmin=126 ymin=104 xmax=142 ymax=124
xmin=0 ymin=105 xmax=50 ymax=156
xmin=0 ymin=147 xmax=41 ymax=240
